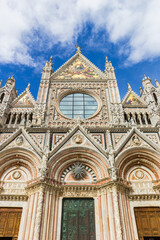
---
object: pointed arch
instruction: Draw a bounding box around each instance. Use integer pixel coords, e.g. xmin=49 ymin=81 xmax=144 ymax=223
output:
xmin=48 ymin=146 xmax=109 ymax=181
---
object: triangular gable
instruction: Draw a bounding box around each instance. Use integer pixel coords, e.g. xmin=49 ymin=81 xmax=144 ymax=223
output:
xmin=49 ymin=124 xmax=107 ymax=159
xmin=112 ymin=133 xmax=127 ymax=148
xmin=11 ymin=89 xmax=35 ymax=108
xmin=0 ymin=128 xmax=42 ymax=157
xmin=51 ymin=52 xmax=106 ymax=80
xmin=30 ymin=133 xmax=45 ymax=148
xmin=122 ymin=89 xmax=147 ymax=108
xmin=115 ymin=128 xmax=160 ymax=157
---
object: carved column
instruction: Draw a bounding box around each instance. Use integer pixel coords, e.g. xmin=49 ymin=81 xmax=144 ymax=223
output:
xmin=9 ymin=112 xmax=13 ymax=125
xmin=112 ymin=184 xmax=123 ymax=240
xmin=143 ymin=114 xmax=148 ymax=125
xmin=139 ymin=113 xmax=143 ymax=125
xmin=33 ymin=185 xmax=45 ymax=240
xmin=20 ymin=113 xmax=25 ymax=125
xmin=14 ymin=113 xmax=19 ymax=126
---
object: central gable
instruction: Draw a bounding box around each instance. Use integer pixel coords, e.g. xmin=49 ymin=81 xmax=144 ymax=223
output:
xmin=57 ymin=59 xmax=99 ymax=79
xmin=52 ymin=52 xmax=106 ymax=80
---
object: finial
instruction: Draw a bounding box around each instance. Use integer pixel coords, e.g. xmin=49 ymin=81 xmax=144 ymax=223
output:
xmin=0 ymin=80 xmax=2 ymax=87
xmin=155 ymin=79 xmax=160 ymax=87
xmin=139 ymin=87 xmax=142 ymax=95
xmin=144 ymin=74 xmax=147 ymax=79
xmin=16 ymin=88 xmax=18 ymax=95
xmin=128 ymin=83 xmax=132 ymax=90
xmin=27 ymin=83 xmax=30 ymax=90
xmin=50 ymin=56 xmax=53 ymax=62
xmin=75 ymin=45 xmax=82 ymax=53
xmin=11 ymin=75 xmax=14 ymax=79
xmin=106 ymin=56 xmax=108 ymax=63
xmin=76 ymin=115 xmax=81 ymax=124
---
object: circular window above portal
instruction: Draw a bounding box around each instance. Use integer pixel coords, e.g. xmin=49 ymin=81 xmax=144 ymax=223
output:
xmin=59 ymin=93 xmax=98 ymax=119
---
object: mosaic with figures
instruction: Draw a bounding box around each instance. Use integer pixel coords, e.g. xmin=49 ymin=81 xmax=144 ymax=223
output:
xmin=15 ymin=93 xmax=32 ymax=106
xmin=58 ymin=60 xmax=99 ymax=79
xmin=125 ymin=93 xmax=141 ymax=105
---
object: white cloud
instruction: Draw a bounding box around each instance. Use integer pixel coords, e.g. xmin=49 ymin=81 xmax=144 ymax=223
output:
xmin=0 ymin=0 xmax=160 ymax=65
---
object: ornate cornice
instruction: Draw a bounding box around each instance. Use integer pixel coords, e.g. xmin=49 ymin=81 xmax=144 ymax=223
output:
xmin=0 ymin=194 xmax=28 ymax=201
xmin=97 ymin=181 xmax=131 ymax=195
xmin=129 ymin=194 xmax=160 ymax=201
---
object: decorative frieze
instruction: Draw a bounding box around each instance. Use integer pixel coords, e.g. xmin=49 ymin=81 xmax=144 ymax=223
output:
xmin=0 ymin=194 xmax=28 ymax=201
xmin=129 ymin=194 xmax=160 ymax=201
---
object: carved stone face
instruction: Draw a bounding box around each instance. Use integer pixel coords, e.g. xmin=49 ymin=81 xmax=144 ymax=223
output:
xmin=73 ymin=134 xmax=83 ymax=144
xmin=132 ymin=135 xmax=141 ymax=145
xmin=72 ymin=162 xmax=86 ymax=180
xmin=16 ymin=136 xmax=24 ymax=145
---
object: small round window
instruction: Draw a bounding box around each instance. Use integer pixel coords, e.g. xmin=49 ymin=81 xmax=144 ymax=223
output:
xmin=59 ymin=93 xmax=98 ymax=119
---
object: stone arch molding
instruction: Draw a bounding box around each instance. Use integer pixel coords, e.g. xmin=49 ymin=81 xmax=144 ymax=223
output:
xmin=116 ymin=147 xmax=160 ymax=178
xmin=115 ymin=147 xmax=160 ymax=195
xmin=0 ymin=147 xmax=41 ymax=196
xmin=0 ymin=147 xmax=41 ymax=181
xmin=48 ymin=147 xmax=109 ymax=181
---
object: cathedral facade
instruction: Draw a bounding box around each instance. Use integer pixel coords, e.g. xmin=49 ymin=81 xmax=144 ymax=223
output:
xmin=0 ymin=48 xmax=160 ymax=240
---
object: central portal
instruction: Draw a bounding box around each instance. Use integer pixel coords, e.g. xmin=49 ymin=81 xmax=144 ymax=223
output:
xmin=61 ymin=198 xmax=96 ymax=240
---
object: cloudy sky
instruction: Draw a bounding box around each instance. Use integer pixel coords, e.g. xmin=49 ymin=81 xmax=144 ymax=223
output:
xmin=1 ymin=0 xmax=160 ymax=99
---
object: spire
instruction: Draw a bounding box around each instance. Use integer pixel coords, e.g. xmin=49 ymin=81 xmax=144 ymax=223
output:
xmin=105 ymin=57 xmax=116 ymax=79
xmin=139 ymin=87 xmax=142 ymax=95
xmin=26 ymin=83 xmax=30 ymax=90
xmin=42 ymin=56 xmax=53 ymax=80
xmin=128 ymin=83 xmax=132 ymax=91
xmin=142 ymin=74 xmax=153 ymax=89
xmin=49 ymin=56 xmax=53 ymax=67
xmin=6 ymin=74 xmax=15 ymax=88
xmin=155 ymin=79 xmax=160 ymax=87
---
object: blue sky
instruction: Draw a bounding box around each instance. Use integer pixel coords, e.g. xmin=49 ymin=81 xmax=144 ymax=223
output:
xmin=0 ymin=0 xmax=160 ymax=100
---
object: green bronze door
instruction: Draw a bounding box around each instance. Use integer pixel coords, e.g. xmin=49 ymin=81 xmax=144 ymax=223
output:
xmin=61 ymin=198 xmax=96 ymax=240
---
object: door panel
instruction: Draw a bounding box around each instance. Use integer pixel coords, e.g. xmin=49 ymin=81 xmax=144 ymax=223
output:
xmin=0 ymin=208 xmax=22 ymax=240
xmin=61 ymin=199 xmax=96 ymax=240
xmin=134 ymin=207 xmax=160 ymax=240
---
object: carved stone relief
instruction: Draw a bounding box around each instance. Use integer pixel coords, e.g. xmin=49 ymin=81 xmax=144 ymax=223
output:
xmin=0 ymin=134 xmax=12 ymax=144
xmin=16 ymin=136 xmax=24 ymax=146
xmin=73 ymin=134 xmax=84 ymax=144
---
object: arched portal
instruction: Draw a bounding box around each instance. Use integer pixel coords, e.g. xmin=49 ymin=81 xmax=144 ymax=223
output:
xmin=0 ymin=148 xmax=41 ymax=240
xmin=116 ymin=147 xmax=160 ymax=240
